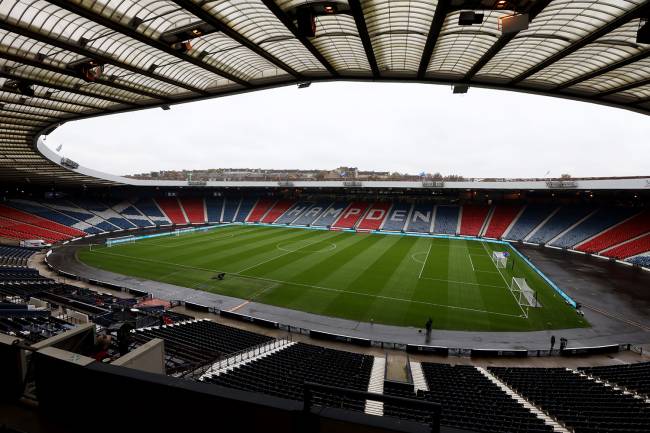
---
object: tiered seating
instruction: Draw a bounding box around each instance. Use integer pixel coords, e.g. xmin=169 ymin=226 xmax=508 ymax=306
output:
xmin=505 ymin=205 xmax=556 ymax=241
xmin=110 ymin=201 xmax=154 ymax=227
xmin=205 ymin=197 xmax=223 ymax=222
xmin=132 ymin=198 xmax=171 ymax=225
xmin=294 ymin=202 xmax=334 ymax=226
xmin=0 ymin=315 xmax=73 ymax=343
xmin=603 ymin=233 xmax=650 ymax=259
xmin=0 ymin=246 xmax=35 ymax=267
xmin=0 ymin=204 xmax=85 ymax=239
xmin=407 ymin=204 xmax=434 ymax=233
xmin=0 ymin=267 xmax=56 ymax=300
xmin=580 ymin=362 xmax=650 ymax=397
xmin=155 ymin=197 xmax=188 ymax=224
xmin=382 ymin=203 xmax=411 ymax=231
xmin=577 ymin=210 xmax=650 ymax=254
xmin=8 ymin=200 xmax=98 ymax=234
xmin=202 ymin=342 xmax=372 ymax=412
xmin=312 ymin=202 xmax=347 ymax=226
xmin=70 ymin=199 xmax=135 ymax=230
xmin=246 ymin=198 xmax=276 ymax=223
xmin=234 ymin=197 xmax=256 ymax=222
xmin=179 ymin=198 xmax=206 ymax=224
xmin=0 ymin=216 xmax=68 ymax=242
xmin=357 ymin=202 xmax=391 ymax=230
xmin=222 ymin=197 xmax=241 ymax=222
xmin=42 ymin=200 xmax=115 ymax=232
xmin=433 ymin=206 xmax=459 ymax=235
xmin=551 ymin=207 xmax=639 ymax=248
xmin=484 ymin=205 xmax=522 ymax=238
xmin=528 ymin=206 xmax=594 ymax=244
xmin=628 ymin=254 xmax=650 ymax=267
xmin=261 ymin=200 xmax=295 ymax=223
xmin=459 ymin=204 xmax=489 ymax=236
xmin=275 ymin=201 xmax=311 ymax=224
xmin=132 ymin=319 xmax=272 ymax=374
xmin=417 ymin=363 xmax=551 ymax=433
xmin=333 ymin=202 xmax=370 ymax=228
xmin=490 ymin=367 xmax=650 ymax=433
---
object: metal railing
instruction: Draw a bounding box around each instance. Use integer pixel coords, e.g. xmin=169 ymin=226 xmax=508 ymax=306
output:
xmin=303 ymin=381 xmax=441 ymax=433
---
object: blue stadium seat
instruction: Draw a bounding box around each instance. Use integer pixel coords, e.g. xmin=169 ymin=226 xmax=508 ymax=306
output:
xmin=551 ymin=207 xmax=638 ymax=248
xmin=505 ymin=205 xmax=556 ymax=241
xmin=382 ymin=203 xmax=411 ymax=231
xmin=433 ymin=206 xmax=459 ymax=235
xmin=407 ymin=204 xmax=434 ymax=233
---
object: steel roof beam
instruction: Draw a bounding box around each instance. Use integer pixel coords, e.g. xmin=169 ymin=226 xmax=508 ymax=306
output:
xmin=596 ymin=77 xmax=650 ymax=98
xmin=510 ymin=3 xmax=650 ymax=85
xmin=171 ymin=0 xmax=302 ymax=79
xmin=261 ymin=0 xmax=338 ymax=76
xmin=348 ymin=0 xmax=379 ymax=78
xmin=0 ymin=20 xmax=206 ymax=96
xmin=48 ymin=0 xmax=250 ymax=88
xmin=463 ymin=0 xmax=553 ymax=82
xmin=417 ymin=0 xmax=451 ymax=79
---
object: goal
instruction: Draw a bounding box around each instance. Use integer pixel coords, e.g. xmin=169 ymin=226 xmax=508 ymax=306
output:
xmin=105 ymin=235 xmax=135 ymax=247
xmin=491 ymin=251 xmax=509 ymax=269
xmin=509 ymin=277 xmax=541 ymax=317
xmin=174 ymin=227 xmax=194 ymax=237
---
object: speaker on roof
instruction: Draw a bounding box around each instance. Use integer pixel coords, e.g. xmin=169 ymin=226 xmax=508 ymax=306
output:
xmin=458 ymin=11 xmax=484 ymax=26
xmin=297 ymin=8 xmax=316 ymax=37
xmin=637 ymin=20 xmax=650 ymax=44
xmin=499 ymin=13 xmax=529 ymax=34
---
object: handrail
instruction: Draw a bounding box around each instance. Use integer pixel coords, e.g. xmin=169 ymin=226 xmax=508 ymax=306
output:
xmin=303 ymin=381 xmax=441 ymax=433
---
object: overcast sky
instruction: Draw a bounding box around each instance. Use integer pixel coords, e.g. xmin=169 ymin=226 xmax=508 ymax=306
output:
xmin=47 ymin=82 xmax=650 ymax=178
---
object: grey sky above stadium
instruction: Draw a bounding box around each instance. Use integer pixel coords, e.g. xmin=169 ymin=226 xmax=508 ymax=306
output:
xmin=48 ymin=82 xmax=650 ymax=178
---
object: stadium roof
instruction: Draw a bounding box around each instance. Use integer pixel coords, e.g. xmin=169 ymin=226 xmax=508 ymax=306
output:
xmin=0 ymin=0 xmax=649 ymax=186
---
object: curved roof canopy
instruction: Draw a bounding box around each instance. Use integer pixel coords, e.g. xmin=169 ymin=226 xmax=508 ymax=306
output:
xmin=0 ymin=0 xmax=649 ymax=185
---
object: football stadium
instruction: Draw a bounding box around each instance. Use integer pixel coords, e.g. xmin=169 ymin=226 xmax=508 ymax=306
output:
xmin=1 ymin=1 xmax=650 ymax=433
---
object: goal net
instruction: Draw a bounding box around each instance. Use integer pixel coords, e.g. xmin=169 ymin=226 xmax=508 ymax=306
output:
xmin=106 ymin=235 xmax=136 ymax=247
xmin=174 ymin=227 xmax=194 ymax=237
xmin=509 ymin=277 xmax=541 ymax=317
xmin=491 ymin=251 xmax=509 ymax=269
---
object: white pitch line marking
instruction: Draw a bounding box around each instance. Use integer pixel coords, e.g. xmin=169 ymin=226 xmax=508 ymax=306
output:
xmin=418 ymin=242 xmax=432 ymax=279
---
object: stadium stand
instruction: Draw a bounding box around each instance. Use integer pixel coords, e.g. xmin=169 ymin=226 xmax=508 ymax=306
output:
xmin=132 ymin=319 xmax=273 ymax=374
xmin=42 ymin=200 xmax=117 ymax=232
xmin=579 ymin=362 xmax=650 ymax=397
xmin=490 ymin=367 xmax=650 ymax=433
xmin=205 ymin=197 xmax=224 ymax=222
xmin=110 ymin=201 xmax=154 ymax=228
xmin=627 ymin=254 xmax=650 ymax=267
xmin=312 ymin=202 xmax=347 ymax=227
xmin=433 ymin=206 xmax=460 ymax=235
xmin=505 ymin=205 xmax=557 ymax=241
xmin=381 ymin=203 xmax=411 ymax=231
xmin=407 ymin=204 xmax=434 ymax=233
xmin=292 ymin=202 xmax=333 ymax=226
xmin=459 ymin=204 xmax=490 ymax=236
xmin=222 ymin=197 xmax=241 ymax=222
xmin=576 ymin=210 xmax=650 ymax=253
xmin=69 ymin=199 xmax=136 ymax=230
xmin=357 ymin=203 xmax=391 ymax=230
xmin=274 ymin=201 xmax=311 ymax=224
xmin=0 ymin=204 xmax=85 ymax=239
xmin=234 ymin=197 xmax=256 ymax=222
xmin=484 ymin=205 xmax=523 ymax=239
xmin=155 ymin=198 xmax=188 ymax=225
xmin=201 ymin=342 xmax=373 ymax=411
xmin=132 ymin=198 xmax=171 ymax=225
xmin=333 ymin=202 xmax=370 ymax=229
xmin=179 ymin=198 xmax=207 ymax=224
xmin=0 ymin=315 xmax=73 ymax=344
xmin=261 ymin=200 xmax=295 ymax=223
xmin=383 ymin=363 xmax=554 ymax=433
xmin=0 ymin=246 xmax=35 ymax=267
xmin=0 ymin=218 xmax=64 ymax=243
xmin=527 ymin=206 xmax=595 ymax=244
xmin=604 ymin=234 xmax=650 ymax=259
xmin=551 ymin=207 xmax=639 ymax=249
xmin=247 ymin=199 xmax=276 ymax=223
xmin=8 ymin=200 xmax=99 ymax=234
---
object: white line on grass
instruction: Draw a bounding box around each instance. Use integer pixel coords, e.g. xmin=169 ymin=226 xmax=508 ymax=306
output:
xmin=468 ymin=253 xmax=475 ymax=271
xmin=418 ymin=243 xmax=432 ymax=279
xmin=88 ymin=249 xmax=522 ymax=318
xmin=480 ymin=242 xmax=528 ymax=318
xmin=236 ymin=236 xmax=334 ymax=274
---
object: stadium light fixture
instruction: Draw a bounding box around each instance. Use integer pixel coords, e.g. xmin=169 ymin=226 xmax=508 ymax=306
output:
xmin=298 ymin=81 xmax=312 ymax=89
xmin=453 ymin=84 xmax=469 ymax=94
xmin=458 ymin=11 xmax=484 ymax=26
xmin=637 ymin=19 xmax=649 ymax=44
xmin=498 ymin=13 xmax=529 ymax=34
xmin=161 ymin=105 xmax=171 ymax=111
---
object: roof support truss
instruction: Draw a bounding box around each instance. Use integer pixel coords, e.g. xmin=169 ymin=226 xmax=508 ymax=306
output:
xmin=348 ymin=0 xmax=379 ymax=78
xmin=417 ymin=0 xmax=451 ymax=79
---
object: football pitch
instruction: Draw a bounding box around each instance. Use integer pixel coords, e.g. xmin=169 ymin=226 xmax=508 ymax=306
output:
xmin=77 ymin=224 xmax=589 ymax=332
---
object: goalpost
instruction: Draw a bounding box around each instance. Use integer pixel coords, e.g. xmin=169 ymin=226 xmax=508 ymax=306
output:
xmin=509 ymin=277 xmax=541 ymax=318
xmin=491 ymin=251 xmax=509 ymax=269
xmin=105 ymin=235 xmax=136 ymax=248
xmin=174 ymin=227 xmax=194 ymax=237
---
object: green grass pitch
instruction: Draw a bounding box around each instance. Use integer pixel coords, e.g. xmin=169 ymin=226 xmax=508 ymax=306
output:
xmin=77 ymin=224 xmax=589 ymax=332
